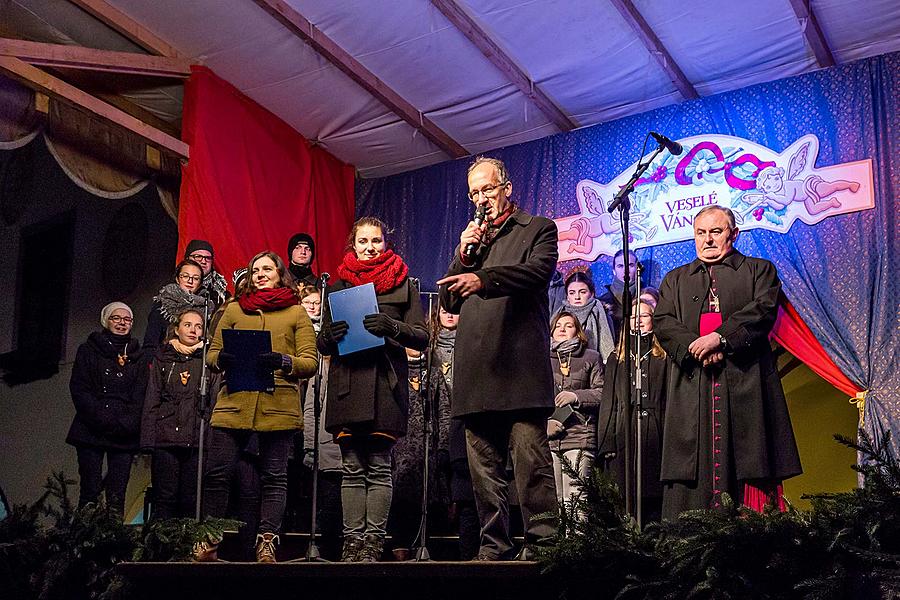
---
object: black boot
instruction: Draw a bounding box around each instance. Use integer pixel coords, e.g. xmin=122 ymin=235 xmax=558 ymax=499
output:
xmin=358 ymin=533 xmax=385 ymax=563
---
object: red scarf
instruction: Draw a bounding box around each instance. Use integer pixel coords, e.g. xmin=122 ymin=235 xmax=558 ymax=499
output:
xmin=336 ymin=249 xmax=409 ymax=294
xmin=238 ymin=287 xmax=298 ymax=312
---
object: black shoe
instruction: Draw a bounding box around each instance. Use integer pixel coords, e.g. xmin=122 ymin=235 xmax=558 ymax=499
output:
xmin=358 ymin=533 xmax=385 ymax=563
xmin=341 ymin=535 xmax=365 ymax=562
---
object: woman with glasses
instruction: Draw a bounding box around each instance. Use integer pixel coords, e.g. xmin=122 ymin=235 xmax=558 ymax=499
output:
xmin=67 ymin=302 xmax=148 ymax=516
xmin=143 ymin=259 xmax=214 ymax=357
xmin=317 ymin=216 xmax=429 ymax=562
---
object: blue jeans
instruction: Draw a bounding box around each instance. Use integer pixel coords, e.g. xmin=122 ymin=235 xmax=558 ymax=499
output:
xmin=340 ymin=442 xmax=393 ymax=537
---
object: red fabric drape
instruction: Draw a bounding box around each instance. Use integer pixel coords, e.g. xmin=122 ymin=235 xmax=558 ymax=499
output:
xmin=771 ymin=299 xmax=862 ymax=398
xmin=178 ymin=66 xmax=355 ymax=287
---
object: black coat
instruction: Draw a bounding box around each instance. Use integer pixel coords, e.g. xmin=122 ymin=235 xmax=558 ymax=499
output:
xmin=597 ymin=344 xmax=667 ymax=498
xmin=653 ymin=251 xmax=801 ymax=482
xmin=142 ymin=301 xmax=169 ymax=357
xmin=141 ymin=344 xmax=219 ymax=449
xmin=549 ymin=347 xmax=604 ymax=451
xmin=66 ymin=331 xmax=147 ymax=451
xmin=319 ymin=278 xmax=429 ymax=436
xmin=440 ymin=209 xmax=558 ymax=418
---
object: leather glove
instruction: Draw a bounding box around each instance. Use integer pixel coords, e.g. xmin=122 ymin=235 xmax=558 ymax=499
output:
xmin=554 ymin=390 xmax=578 ymax=407
xmin=363 ymin=313 xmax=400 ymax=338
xmin=217 ymin=351 xmax=236 ymax=370
xmin=319 ymin=320 xmax=349 ymax=347
xmin=258 ymin=351 xmax=289 ymax=371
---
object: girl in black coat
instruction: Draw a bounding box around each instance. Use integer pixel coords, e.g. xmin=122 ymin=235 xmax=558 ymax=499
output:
xmin=318 ymin=217 xmax=429 ymax=562
xmin=597 ymin=300 xmax=667 ymax=524
xmin=67 ymin=302 xmax=147 ymax=516
xmin=141 ymin=309 xmax=219 ymax=520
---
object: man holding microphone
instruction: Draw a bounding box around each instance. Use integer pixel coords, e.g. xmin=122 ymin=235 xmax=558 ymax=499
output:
xmin=438 ymin=156 xmax=559 ymax=561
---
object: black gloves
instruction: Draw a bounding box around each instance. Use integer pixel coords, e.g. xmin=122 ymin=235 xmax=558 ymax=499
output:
xmin=363 ymin=313 xmax=400 ymax=338
xmin=319 ymin=320 xmax=349 ymax=347
xmin=217 ymin=351 xmax=237 ymax=370
xmin=258 ymin=351 xmax=288 ymax=371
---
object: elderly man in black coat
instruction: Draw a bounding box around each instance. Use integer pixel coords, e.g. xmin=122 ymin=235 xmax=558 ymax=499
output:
xmin=653 ymin=205 xmax=801 ymax=519
xmin=438 ymin=156 xmax=558 ymax=560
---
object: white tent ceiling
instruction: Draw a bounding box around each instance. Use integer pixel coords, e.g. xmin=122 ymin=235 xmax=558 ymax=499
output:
xmin=5 ymin=0 xmax=900 ymax=177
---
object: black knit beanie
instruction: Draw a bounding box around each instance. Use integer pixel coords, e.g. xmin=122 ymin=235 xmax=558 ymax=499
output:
xmin=184 ymin=239 xmax=214 ymax=258
xmin=287 ymin=233 xmax=315 ymax=264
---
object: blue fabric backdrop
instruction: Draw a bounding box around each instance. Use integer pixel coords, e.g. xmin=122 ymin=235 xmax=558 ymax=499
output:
xmin=357 ymin=52 xmax=899 ymax=445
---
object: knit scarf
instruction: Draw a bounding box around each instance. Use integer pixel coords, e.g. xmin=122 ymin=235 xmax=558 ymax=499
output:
xmin=558 ymin=299 xmax=616 ymax=360
xmin=435 ymin=328 xmax=457 ymax=390
xmin=201 ymin=270 xmax=228 ymax=306
xmin=551 ymin=337 xmax=583 ymax=355
xmin=482 ymin=203 xmax=517 ymax=246
xmin=336 ymin=250 xmax=409 ymax=294
xmin=238 ymin=287 xmax=298 ymax=312
xmin=155 ymin=283 xmax=212 ymax=323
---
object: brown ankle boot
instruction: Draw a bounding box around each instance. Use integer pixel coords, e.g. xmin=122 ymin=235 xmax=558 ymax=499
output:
xmin=255 ymin=533 xmax=279 ymax=563
xmin=191 ymin=539 xmax=219 ymax=562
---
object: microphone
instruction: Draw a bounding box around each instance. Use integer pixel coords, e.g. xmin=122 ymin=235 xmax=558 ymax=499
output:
xmin=463 ymin=204 xmax=487 ymax=261
xmin=320 ymin=272 xmax=330 ymax=282
xmin=650 ymin=131 xmax=683 ymax=156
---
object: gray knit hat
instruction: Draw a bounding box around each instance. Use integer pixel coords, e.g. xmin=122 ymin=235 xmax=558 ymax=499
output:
xmin=100 ymin=301 xmax=133 ymax=328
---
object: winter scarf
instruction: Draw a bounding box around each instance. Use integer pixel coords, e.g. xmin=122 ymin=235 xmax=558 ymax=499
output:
xmin=551 ymin=337 xmax=583 ymax=355
xmin=201 ymin=270 xmax=228 ymax=306
xmin=238 ymin=287 xmax=299 ymax=313
xmin=155 ymin=283 xmax=213 ymax=324
xmin=336 ymin=249 xmax=409 ymax=294
xmin=557 ymin=298 xmax=616 ymax=360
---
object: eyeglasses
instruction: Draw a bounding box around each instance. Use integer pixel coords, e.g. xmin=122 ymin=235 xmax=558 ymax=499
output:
xmin=179 ymin=273 xmax=201 ymax=283
xmin=301 ymin=300 xmax=321 ymax=307
xmin=467 ymin=182 xmax=507 ymax=201
xmin=188 ymin=253 xmax=213 ymax=263
xmin=108 ymin=315 xmax=133 ymax=324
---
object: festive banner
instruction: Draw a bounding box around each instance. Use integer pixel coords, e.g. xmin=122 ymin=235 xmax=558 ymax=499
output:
xmin=555 ymin=134 xmax=874 ymax=261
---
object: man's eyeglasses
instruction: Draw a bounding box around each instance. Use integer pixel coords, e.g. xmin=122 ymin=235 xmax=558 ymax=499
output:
xmin=179 ymin=273 xmax=201 ymax=283
xmin=108 ymin=315 xmax=133 ymax=324
xmin=188 ymin=253 xmax=213 ymax=263
xmin=467 ymin=182 xmax=507 ymax=201
xmin=301 ymin=300 xmax=321 ymax=308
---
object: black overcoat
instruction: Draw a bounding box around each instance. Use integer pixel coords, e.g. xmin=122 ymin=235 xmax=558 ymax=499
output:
xmin=320 ymin=278 xmax=428 ymax=436
xmin=440 ymin=209 xmax=558 ymax=418
xmin=597 ymin=346 xmax=667 ymax=498
xmin=66 ymin=331 xmax=147 ymax=451
xmin=141 ymin=344 xmax=220 ymax=449
xmin=653 ymin=251 xmax=801 ymax=482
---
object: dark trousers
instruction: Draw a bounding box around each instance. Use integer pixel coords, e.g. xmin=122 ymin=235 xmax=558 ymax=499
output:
xmin=203 ymin=428 xmax=292 ymax=536
xmin=464 ymin=412 xmax=558 ymax=559
xmin=75 ymin=446 xmax=133 ymax=516
xmin=150 ymin=447 xmax=199 ymax=520
xmin=456 ymin=501 xmax=481 ymax=561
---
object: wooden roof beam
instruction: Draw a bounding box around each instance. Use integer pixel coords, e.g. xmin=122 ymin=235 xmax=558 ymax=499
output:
xmin=251 ymin=0 xmax=468 ymax=159
xmin=787 ymin=0 xmax=836 ymax=68
xmin=0 ymin=38 xmax=193 ymax=78
xmin=0 ymin=56 xmax=189 ymax=160
xmin=608 ymin=0 xmax=699 ymax=100
xmin=66 ymin=0 xmax=181 ymax=57
xmin=431 ymin=0 xmax=578 ymax=132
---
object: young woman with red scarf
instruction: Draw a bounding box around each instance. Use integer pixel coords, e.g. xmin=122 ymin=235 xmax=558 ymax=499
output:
xmin=318 ymin=217 xmax=429 ymax=562
xmin=203 ymin=251 xmax=318 ymax=562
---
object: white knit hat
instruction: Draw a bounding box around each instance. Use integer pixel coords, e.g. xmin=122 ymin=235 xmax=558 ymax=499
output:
xmin=100 ymin=301 xmax=133 ymax=328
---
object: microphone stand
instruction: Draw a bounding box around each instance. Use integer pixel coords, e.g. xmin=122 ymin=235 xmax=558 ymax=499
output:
xmin=195 ymin=295 xmax=212 ymax=520
xmin=633 ymin=264 xmax=645 ymax=529
xmin=609 ymin=138 xmax=664 ymax=522
xmin=299 ymin=272 xmax=330 ymax=562
xmin=413 ymin=290 xmax=439 ymax=562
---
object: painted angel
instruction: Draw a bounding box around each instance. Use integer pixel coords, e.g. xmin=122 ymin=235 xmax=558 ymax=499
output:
xmin=737 ymin=142 xmax=859 ymax=223
xmin=558 ymin=186 xmax=658 ymax=254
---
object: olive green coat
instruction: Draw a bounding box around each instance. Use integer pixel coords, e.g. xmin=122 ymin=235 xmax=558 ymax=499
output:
xmin=207 ymin=301 xmax=318 ymax=431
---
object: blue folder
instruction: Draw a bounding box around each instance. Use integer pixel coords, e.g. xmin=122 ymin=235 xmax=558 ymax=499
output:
xmin=328 ymin=282 xmax=385 ymax=356
xmin=221 ymin=329 xmax=275 ymax=393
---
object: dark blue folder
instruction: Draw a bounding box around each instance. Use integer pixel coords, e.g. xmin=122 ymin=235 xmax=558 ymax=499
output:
xmin=221 ymin=329 xmax=275 ymax=393
xmin=328 ymin=282 xmax=385 ymax=356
